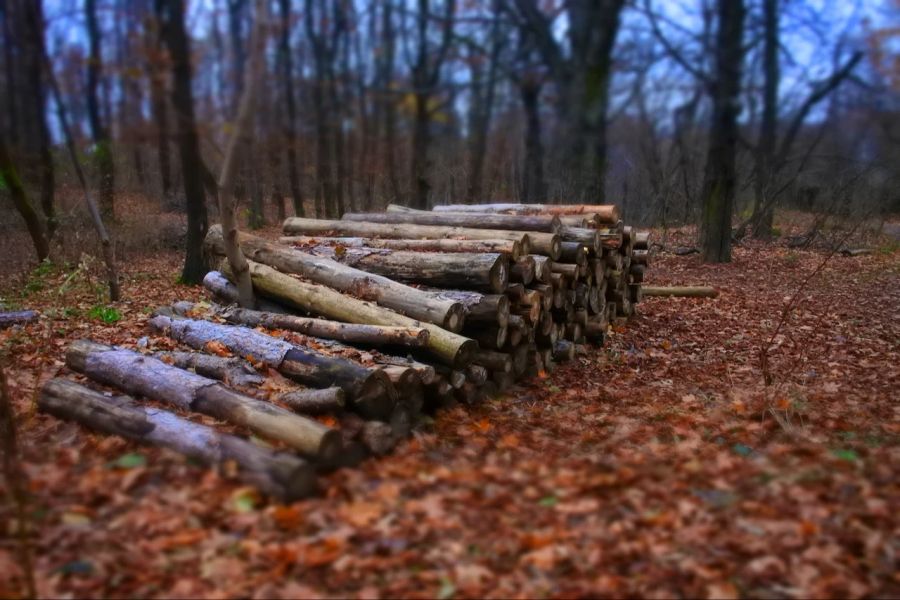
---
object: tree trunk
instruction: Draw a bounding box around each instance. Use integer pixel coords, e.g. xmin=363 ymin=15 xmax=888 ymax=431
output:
xmin=220 ymin=259 xmax=476 ymax=366
xmin=85 ymin=0 xmax=115 ymax=220
xmin=519 ymin=76 xmax=547 ymax=203
xmin=699 ymin=0 xmax=745 ymax=263
xmin=280 ymin=235 xmax=523 ymax=260
xmin=206 ymin=225 xmax=466 ymax=330
xmin=148 ymin=314 xmax=395 ymax=419
xmin=345 ymin=210 xmax=561 ymax=232
xmin=66 ymin=340 xmax=342 ymax=461
xmin=40 ymin=378 xmax=316 ymax=500
xmin=0 ymin=134 xmax=49 ymax=261
xmin=146 ymin=5 xmax=172 ymax=200
xmin=751 ymin=0 xmax=778 ymax=239
xmin=277 ymin=0 xmax=304 ymax=216
xmin=159 ymin=0 xmax=209 ymax=284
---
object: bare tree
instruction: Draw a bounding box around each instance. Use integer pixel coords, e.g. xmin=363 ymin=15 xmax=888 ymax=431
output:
xmin=277 ymin=0 xmax=304 ymax=216
xmin=85 ymin=0 xmax=116 ymax=220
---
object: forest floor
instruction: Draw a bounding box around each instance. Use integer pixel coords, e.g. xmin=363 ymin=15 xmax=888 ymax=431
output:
xmin=1 ymin=220 xmax=899 ymax=599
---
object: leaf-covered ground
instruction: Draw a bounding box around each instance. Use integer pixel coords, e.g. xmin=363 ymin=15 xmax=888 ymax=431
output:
xmin=1 ymin=229 xmax=898 ymax=598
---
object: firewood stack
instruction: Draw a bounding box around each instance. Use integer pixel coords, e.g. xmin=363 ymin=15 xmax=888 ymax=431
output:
xmin=40 ymin=203 xmax=649 ymax=502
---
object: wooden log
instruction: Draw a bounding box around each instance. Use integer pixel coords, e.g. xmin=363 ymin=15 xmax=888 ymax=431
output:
xmin=379 ymin=366 xmax=424 ymax=415
xmin=511 ymin=256 xmax=536 ymax=285
xmin=182 ymin=301 xmax=429 ymax=348
xmin=455 ymin=381 xmax=483 ymax=405
xmin=587 ymin=285 xmax=603 ymax=314
xmin=559 ymin=242 xmax=589 ymax=265
xmin=530 ymin=283 xmax=554 ymax=310
xmin=279 ymin=235 xmax=523 ymax=260
xmin=553 ymin=340 xmax=575 ymax=362
xmin=433 ymin=365 xmax=467 ymax=389
xmin=564 ymin=322 xmax=583 ymax=342
xmin=463 ymin=324 xmax=508 ymax=350
xmin=429 ymin=290 xmax=510 ymax=328
xmin=279 ymin=387 xmax=346 ymax=415
xmin=558 ymin=226 xmax=600 ymax=253
xmin=641 ymin=286 xmax=718 ymax=298
xmin=526 ymin=232 xmax=562 ymax=260
xmin=557 ymin=215 xmax=591 ymax=228
xmin=374 ymin=356 xmax=436 ymax=386
xmin=505 ymin=283 xmax=526 ymax=303
xmin=152 ymin=351 xmax=264 ymax=387
xmin=465 ymin=364 xmax=488 ymax=386
xmin=348 ymin=208 xmax=562 ymax=233
xmin=550 ymin=262 xmax=579 ymax=280
xmin=511 ymin=344 xmax=530 ymax=377
xmin=148 ymin=314 xmax=395 ymax=419
xmin=0 ymin=310 xmax=38 ymax=329
xmin=282 ymin=217 xmax=531 ymax=253
xmin=634 ymin=231 xmax=650 ymax=250
xmin=632 ymin=249 xmax=650 ymax=266
xmin=65 ymin=341 xmax=342 ymax=462
xmin=629 ymin=264 xmax=646 ymax=283
xmin=432 ymin=203 xmax=620 ymax=223
xmin=473 ymin=349 xmax=513 ymax=374
xmin=225 ymin=260 xmax=476 ymax=367
xmin=202 ymin=271 xmax=288 ymax=314
xmin=312 ymin=245 xmax=509 ymax=294
xmin=512 ymin=300 xmax=542 ymax=325
xmin=206 ymin=225 xmax=466 ymax=331
xmin=39 ymin=379 xmax=317 ymax=501
xmin=505 ymin=315 xmax=526 ymax=348
xmin=531 ymin=255 xmax=552 ymax=283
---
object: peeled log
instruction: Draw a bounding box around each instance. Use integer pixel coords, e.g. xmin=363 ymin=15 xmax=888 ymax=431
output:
xmin=206 ymin=226 xmax=465 ymax=332
xmin=344 ymin=210 xmax=561 ymax=233
xmin=65 ymin=341 xmax=342 ymax=462
xmin=641 ymin=286 xmax=718 ymax=298
xmin=432 ymin=203 xmax=620 ymax=223
xmin=202 ymin=271 xmax=288 ymax=314
xmin=283 ymin=217 xmax=531 ymax=252
xmin=180 ymin=301 xmax=429 ymax=348
xmin=39 ymin=379 xmax=317 ymax=501
xmin=307 ymin=245 xmax=509 ymax=294
xmin=279 ymin=235 xmax=522 ymax=261
xmin=148 ymin=314 xmax=394 ymax=419
xmin=228 ymin=260 xmax=475 ymax=367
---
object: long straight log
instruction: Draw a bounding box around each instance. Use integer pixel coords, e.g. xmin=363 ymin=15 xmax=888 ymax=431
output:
xmin=152 ymin=350 xmax=264 ymax=387
xmin=207 ymin=226 xmax=465 ymax=331
xmin=558 ymin=226 xmax=600 ymax=253
xmin=431 ymin=203 xmax=620 ymax=223
xmin=177 ymin=300 xmax=429 ymax=348
xmin=559 ymin=242 xmax=589 ymax=265
xmin=306 ymin=245 xmax=509 ymax=294
xmin=0 ymin=310 xmax=38 ymax=329
xmin=279 ymin=235 xmax=522 ymax=260
xmin=344 ymin=210 xmax=562 ymax=233
xmin=148 ymin=314 xmax=394 ymax=419
xmin=279 ymin=387 xmax=346 ymax=415
xmin=641 ymin=286 xmax=718 ymax=298
xmin=283 ymin=217 xmax=531 ymax=252
xmin=227 ymin=260 xmax=476 ymax=366
xmin=427 ymin=290 xmax=510 ymax=327
xmin=65 ymin=341 xmax=342 ymax=462
xmin=39 ymin=379 xmax=317 ymax=501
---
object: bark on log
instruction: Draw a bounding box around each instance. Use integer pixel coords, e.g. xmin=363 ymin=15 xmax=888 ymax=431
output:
xmin=65 ymin=341 xmax=342 ymax=462
xmin=634 ymin=231 xmax=650 ymax=250
xmin=179 ymin=301 xmax=429 ymax=348
xmin=346 ymin=209 xmax=562 ymax=233
xmin=282 ymin=217 xmax=531 ymax=253
xmin=207 ymin=225 xmax=465 ymax=331
xmin=39 ymin=378 xmax=317 ymax=501
xmin=511 ymin=256 xmax=536 ymax=285
xmin=463 ymin=324 xmax=508 ymax=350
xmin=559 ymin=242 xmax=589 ymax=265
xmin=473 ymin=349 xmax=513 ymax=374
xmin=379 ymin=366 xmax=425 ymax=415
xmin=552 ymin=340 xmax=575 ymax=362
xmin=431 ymin=203 xmax=620 ymax=223
xmin=152 ymin=351 xmax=264 ymax=387
xmin=374 ymin=357 xmax=436 ymax=386
xmin=428 ymin=290 xmax=510 ymax=328
xmin=306 ymin=245 xmax=510 ymax=294
xmin=227 ymin=260 xmax=476 ymax=366
xmin=148 ymin=314 xmax=394 ymax=419
xmin=0 ymin=310 xmax=38 ymax=329
xmin=279 ymin=235 xmax=522 ymax=260
xmin=465 ymin=364 xmax=488 ymax=386
xmin=278 ymin=387 xmax=345 ymax=415
xmin=558 ymin=226 xmax=600 ymax=252
xmin=641 ymin=286 xmax=718 ymax=298
xmin=202 ymin=271 xmax=288 ymax=314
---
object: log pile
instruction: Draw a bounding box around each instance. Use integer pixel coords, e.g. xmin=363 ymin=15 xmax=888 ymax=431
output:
xmin=40 ymin=203 xmax=649 ymax=502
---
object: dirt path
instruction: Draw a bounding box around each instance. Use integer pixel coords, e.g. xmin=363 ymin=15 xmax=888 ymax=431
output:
xmin=1 ymin=241 xmax=898 ymax=598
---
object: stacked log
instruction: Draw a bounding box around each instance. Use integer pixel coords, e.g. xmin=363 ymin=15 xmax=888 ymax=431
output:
xmin=42 ymin=202 xmax=649 ymax=502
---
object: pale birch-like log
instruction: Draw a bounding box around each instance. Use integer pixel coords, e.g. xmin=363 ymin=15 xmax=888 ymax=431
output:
xmin=202 ymin=271 xmax=288 ymax=313
xmin=39 ymin=378 xmax=316 ymax=501
xmin=431 ymin=203 xmax=620 ymax=223
xmin=65 ymin=341 xmax=341 ymax=461
xmin=0 ymin=310 xmax=38 ymax=329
